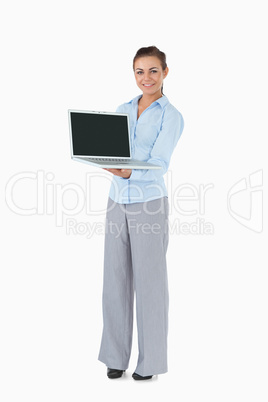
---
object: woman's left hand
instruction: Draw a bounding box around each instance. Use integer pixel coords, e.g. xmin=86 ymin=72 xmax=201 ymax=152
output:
xmin=104 ymin=168 xmax=132 ymax=179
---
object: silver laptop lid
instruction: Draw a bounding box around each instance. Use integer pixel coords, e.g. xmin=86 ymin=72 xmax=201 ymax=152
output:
xmin=68 ymin=110 xmax=131 ymax=159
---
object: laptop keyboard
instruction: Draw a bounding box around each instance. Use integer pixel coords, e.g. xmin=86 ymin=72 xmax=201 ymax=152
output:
xmin=89 ymin=158 xmax=128 ymax=162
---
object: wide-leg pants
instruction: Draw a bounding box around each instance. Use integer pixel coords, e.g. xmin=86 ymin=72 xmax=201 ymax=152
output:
xmin=98 ymin=197 xmax=169 ymax=376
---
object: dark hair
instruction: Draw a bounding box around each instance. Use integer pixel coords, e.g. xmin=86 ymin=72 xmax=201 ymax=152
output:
xmin=133 ymin=46 xmax=167 ymax=94
xmin=133 ymin=46 xmax=167 ymax=71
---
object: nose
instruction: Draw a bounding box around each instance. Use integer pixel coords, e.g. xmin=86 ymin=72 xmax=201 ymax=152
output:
xmin=144 ymin=71 xmax=151 ymax=81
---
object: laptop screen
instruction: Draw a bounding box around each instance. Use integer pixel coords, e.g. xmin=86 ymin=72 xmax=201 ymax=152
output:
xmin=69 ymin=111 xmax=131 ymax=158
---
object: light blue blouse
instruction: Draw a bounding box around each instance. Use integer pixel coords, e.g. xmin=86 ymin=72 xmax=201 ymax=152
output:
xmin=109 ymin=94 xmax=184 ymax=204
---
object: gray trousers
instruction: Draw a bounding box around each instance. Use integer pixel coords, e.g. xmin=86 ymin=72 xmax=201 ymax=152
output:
xmin=98 ymin=197 xmax=169 ymax=376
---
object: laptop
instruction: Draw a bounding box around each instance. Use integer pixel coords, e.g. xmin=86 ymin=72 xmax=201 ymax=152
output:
xmin=68 ymin=109 xmax=161 ymax=169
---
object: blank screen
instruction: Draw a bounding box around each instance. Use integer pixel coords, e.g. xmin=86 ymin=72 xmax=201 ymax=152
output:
xmin=70 ymin=112 xmax=130 ymax=157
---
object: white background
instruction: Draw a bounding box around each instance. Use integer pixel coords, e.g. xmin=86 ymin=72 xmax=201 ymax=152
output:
xmin=1 ymin=0 xmax=267 ymax=401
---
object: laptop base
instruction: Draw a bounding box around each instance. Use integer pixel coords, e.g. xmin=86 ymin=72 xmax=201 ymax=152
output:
xmin=73 ymin=157 xmax=161 ymax=170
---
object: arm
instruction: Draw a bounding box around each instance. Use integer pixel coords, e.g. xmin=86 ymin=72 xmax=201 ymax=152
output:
xmin=129 ymin=108 xmax=184 ymax=182
xmin=104 ymin=105 xmax=184 ymax=181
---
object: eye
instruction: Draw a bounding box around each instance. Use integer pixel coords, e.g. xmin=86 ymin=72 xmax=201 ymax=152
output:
xmin=136 ymin=71 xmax=143 ymax=75
xmin=151 ymin=70 xmax=158 ymax=74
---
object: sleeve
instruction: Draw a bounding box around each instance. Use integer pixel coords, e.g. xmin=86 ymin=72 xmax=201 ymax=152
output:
xmin=129 ymin=108 xmax=184 ymax=182
xmin=116 ymin=104 xmax=125 ymax=113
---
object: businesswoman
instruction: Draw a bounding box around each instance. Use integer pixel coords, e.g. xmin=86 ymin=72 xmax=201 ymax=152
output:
xmin=98 ymin=46 xmax=184 ymax=380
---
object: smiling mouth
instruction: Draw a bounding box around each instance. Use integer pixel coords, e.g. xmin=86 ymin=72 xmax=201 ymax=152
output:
xmin=143 ymin=84 xmax=154 ymax=87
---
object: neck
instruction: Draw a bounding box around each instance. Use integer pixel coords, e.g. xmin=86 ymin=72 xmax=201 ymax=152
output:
xmin=139 ymin=91 xmax=163 ymax=106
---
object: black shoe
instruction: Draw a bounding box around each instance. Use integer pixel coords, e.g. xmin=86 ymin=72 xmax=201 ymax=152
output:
xmin=132 ymin=372 xmax=153 ymax=380
xmin=107 ymin=368 xmax=124 ymax=379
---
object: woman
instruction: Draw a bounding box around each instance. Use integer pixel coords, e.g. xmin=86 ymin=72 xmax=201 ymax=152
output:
xmin=98 ymin=46 xmax=184 ymax=380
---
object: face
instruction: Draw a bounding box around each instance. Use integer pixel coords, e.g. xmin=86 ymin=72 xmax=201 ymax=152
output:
xmin=134 ymin=56 xmax=169 ymax=97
